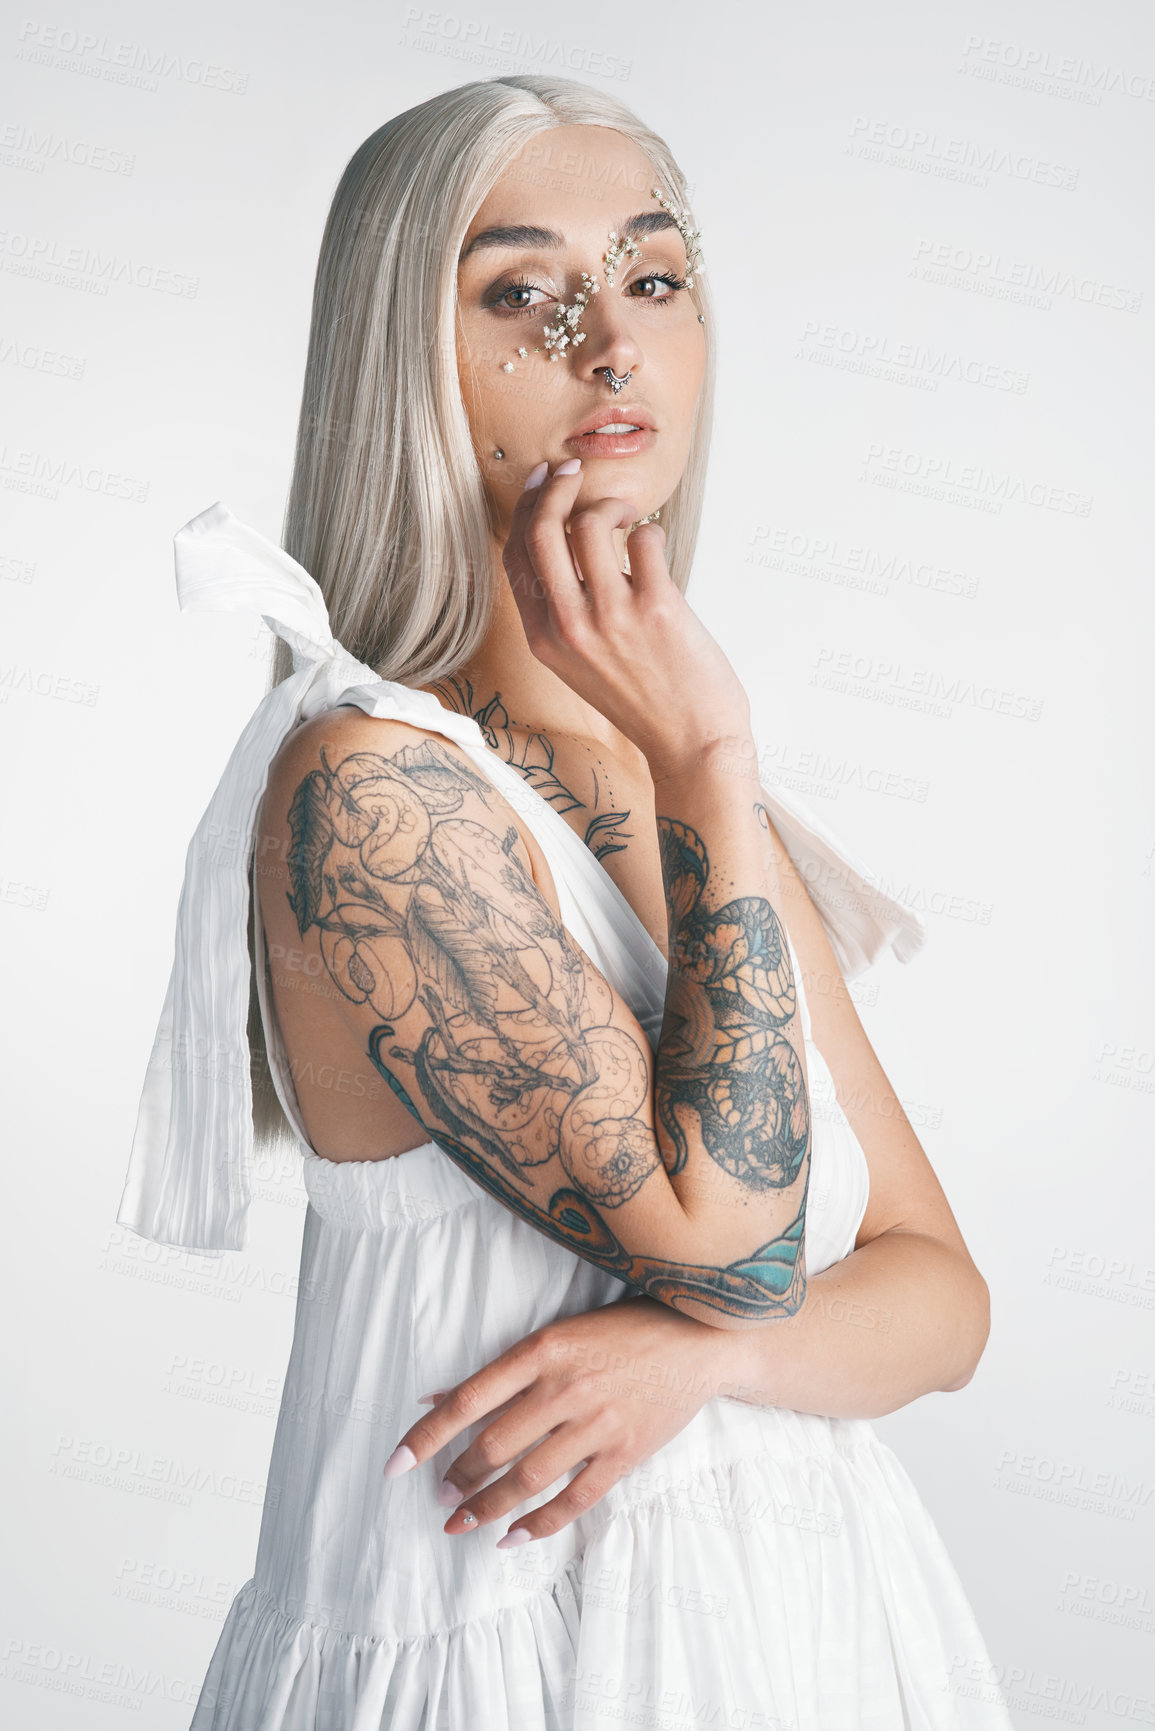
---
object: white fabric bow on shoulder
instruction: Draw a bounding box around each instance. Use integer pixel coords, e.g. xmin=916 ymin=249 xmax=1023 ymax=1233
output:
xmin=115 ymin=502 xmax=477 ymax=1257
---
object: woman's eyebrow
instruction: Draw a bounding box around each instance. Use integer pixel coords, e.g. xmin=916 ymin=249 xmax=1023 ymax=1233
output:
xmin=459 ymin=209 xmax=677 ymax=264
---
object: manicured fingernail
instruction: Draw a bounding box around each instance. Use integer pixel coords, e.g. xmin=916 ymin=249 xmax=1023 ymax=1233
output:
xmin=436 ymin=1477 xmax=466 ymax=1507
xmin=553 ymin=458 xmax=581 ymax=476
xmin=383 ymin=1444 xmax=417 ymax=1479
xmin=523 ymin=460 xmax=548 ymax=489
xmin=496 ymin=1526 xmax=532 ymax=1550
xmin=417 ymin=1390 xmax=449 ymax=1404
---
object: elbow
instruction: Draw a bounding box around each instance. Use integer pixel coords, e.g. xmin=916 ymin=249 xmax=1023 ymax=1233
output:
xmin=662 ymin=1269 xmax=807 ymax=1332
xmin=734 ymin=1264 xmax=808 ymax=1331
xmin=941 ymin=1267 xmax=991 ymax=1392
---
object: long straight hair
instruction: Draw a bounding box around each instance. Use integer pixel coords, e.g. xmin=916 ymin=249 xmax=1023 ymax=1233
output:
xmin=248 ymin=75 xmax=717 ymax=1152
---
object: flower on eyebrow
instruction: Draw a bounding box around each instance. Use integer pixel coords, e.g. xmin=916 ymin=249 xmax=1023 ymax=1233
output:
xmin=650 ymin=185 xmax=704 ymax=288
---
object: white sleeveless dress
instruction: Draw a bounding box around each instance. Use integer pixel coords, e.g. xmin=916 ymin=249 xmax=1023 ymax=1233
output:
xmin=117 ymin=504 xmax=1014 ymax=1730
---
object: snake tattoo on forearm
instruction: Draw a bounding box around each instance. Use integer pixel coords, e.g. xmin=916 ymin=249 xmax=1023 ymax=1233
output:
xmin=283 ymin=735 xmax=810 ymax=1320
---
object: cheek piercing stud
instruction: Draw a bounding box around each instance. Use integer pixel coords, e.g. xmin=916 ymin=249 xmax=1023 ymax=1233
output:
xmin=493 ymin=448 xmax=504 ymax=459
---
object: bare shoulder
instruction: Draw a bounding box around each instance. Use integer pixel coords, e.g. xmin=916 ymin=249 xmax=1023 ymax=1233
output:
xmin=259 ymin=701 xmax=558 ymax=929
xmin=267 ymin=702 xmax=470 ymax=797
xmin=264 ymin=703 xmax=525 ymax=851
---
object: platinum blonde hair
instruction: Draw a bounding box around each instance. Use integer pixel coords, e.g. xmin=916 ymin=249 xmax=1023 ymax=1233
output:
xmin=250 ymin=73 xmax=717 ymax=1150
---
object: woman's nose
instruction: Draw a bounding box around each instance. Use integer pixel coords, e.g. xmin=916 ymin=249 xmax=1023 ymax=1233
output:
xmin=573 ymin=297 xmax=642 ymax=386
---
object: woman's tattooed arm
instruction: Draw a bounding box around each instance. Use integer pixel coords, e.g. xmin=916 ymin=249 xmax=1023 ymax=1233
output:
xmin=271 ymin=716 xmax=809 ymax=1326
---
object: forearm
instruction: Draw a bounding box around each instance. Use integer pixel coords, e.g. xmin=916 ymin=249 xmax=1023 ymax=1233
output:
xmin=647 ymin=735 xmax=812 ymax=1291
xmin=709 ymin=1228 xmax=990 ymax=1419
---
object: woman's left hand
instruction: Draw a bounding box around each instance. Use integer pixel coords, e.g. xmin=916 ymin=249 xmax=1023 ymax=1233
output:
xmin=385 ymin=1296 xmax=750 ymax=1547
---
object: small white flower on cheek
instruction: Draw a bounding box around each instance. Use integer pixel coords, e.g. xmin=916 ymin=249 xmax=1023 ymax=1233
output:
xmin=543 ymin=268 xmax=599 ymax=358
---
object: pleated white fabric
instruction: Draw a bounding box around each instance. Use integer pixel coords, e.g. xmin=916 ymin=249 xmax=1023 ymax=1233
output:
xmin=118 ymin=503 xmax=1012 ymax=1728
xmin=191 ymin=1139 xmax=1016 ymax=1730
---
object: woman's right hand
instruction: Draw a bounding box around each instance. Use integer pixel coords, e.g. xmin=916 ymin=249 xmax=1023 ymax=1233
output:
xmin=502 ymin=461 xmax=753 ymax=780
xmin=393 ymin=1293 xmax=727 ymax=1547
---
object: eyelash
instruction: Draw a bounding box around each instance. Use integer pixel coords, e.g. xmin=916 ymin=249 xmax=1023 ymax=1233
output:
xmin=489 ymin=270 xmax=687 ymax=317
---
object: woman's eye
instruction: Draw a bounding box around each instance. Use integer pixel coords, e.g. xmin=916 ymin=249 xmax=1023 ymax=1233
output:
xmin=490 ymin=279 xmax=549 ymax=316
xmin=628 ymin=272 xmax=687 ymax=304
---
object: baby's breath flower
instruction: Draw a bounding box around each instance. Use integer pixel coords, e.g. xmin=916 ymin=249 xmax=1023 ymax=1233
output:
xmin=650 ymin=185 xmax=704 ymax=288
xmin=543 ymin=268 xmax=599 ymax=357
xmin=603 ymin=230 xmax=642 ymax=287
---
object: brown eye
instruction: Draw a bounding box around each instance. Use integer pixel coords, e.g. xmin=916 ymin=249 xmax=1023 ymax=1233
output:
xmin=489 ymin=277 xmax=549 ymax=317
xmin=627 ymin=272 xmax=687 ymax=304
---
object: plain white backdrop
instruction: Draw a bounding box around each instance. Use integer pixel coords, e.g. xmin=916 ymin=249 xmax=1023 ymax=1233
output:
xmin=3 ymin=1 xmax=1153 ymax=1723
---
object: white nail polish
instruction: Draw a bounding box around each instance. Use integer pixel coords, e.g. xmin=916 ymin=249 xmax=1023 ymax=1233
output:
xmin=383 ymin=1444 xmax=417 ymax=1479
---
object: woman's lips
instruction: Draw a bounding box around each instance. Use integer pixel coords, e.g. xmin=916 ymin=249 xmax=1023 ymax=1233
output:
xmin=563 ymin=425 xmax=656 ymax=458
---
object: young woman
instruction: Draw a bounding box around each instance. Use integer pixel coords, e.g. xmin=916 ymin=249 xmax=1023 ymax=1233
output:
xmin=118 ymin=75 xmax=1015 ymax=1729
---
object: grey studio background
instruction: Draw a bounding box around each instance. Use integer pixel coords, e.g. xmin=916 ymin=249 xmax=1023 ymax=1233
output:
xmin=3 ymin=2 xmax=1153 ymax=1724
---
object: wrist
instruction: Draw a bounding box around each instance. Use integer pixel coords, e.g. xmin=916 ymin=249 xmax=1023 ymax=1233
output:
xmin=672 ymin=1312 xmax=773 ymax=1407
xmin=710 ymin=1326 xmax=767 ymax=1405
xmin=647 ymin=730 xmax=759 ymax=789
xmin=617 ymin=1294 xmax=759 ymax=1405
xmin=710 ymin=1309 xmax=806 ymax=1408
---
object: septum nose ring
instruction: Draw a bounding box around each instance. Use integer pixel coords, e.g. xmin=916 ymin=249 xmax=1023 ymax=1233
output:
xmin=601 ymin=367 xmax=632 ymax=394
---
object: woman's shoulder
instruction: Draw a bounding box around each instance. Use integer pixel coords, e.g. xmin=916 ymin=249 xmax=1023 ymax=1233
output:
xmin=270 ymin=700 xmax=467 ymax=785
xmin=256 ymin=689 xmax=565 ymax=948
xmin=261 ymin=698 xmax=518 ymax=842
